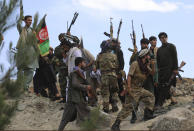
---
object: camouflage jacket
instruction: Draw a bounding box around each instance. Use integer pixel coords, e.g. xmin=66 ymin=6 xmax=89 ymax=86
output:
xmin=128 ymin=61 xmax=147 ymax=88
xmin=53 ymin=45 xmax=68 ymax=74
xmin=96 ymin=50 xmax=119 ymax=77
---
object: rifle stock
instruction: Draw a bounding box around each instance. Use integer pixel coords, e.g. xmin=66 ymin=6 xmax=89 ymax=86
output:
xmin=168 ymin=61 xmax=186 ymax=85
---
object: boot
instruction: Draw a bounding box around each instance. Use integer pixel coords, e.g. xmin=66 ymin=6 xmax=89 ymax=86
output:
xmin=144 ymin=108 xmax=154 ymax=121
xmin=58 ymin=121 xmax=68 ymax=131
xmin=103 ymin=102 xmax=110 ymax=113
xmin=103 ymin=107 xmax=109 ymax=113
xmin=130 ymin=110 xmax=137 ymax=124
xmin=111 ymin=103 xmax=119 ymax=112
xmin=111 ymin=119 xmax=121 ymax=131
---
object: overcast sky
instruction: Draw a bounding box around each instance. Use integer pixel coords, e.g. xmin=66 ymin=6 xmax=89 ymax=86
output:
xmin=1 ymin=0 xmax=194 ymax=78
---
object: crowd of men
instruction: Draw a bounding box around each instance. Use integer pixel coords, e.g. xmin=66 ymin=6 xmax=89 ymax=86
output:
xmin=16 ymin=14 xmax=179 ymax=131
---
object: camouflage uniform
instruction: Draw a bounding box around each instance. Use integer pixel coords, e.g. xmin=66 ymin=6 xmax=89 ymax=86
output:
xmin=53 ymin=45 xmax=68 ymax=100
xmin=96 ymin=51 xmax=119 ymax=112
xmin=117 ymin=61 xmax=155 ymax=121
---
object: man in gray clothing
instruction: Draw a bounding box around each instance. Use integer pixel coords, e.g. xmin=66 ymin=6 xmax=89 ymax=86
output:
xmin=58 ymin=57 xmax=92 ymax=131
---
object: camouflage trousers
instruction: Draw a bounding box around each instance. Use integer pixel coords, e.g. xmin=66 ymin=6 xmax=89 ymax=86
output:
xmin=59 ymin=71 xmax=67 ymax=99
xmin=117 ymin=87 xmax=155 ymax=121
xmin=101 ymin=75 xmax=118 ymax=110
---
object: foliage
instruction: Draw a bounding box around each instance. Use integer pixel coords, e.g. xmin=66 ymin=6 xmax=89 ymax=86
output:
xmin=80 ymin=107 xmax=107 ymax=130
xmin=0 ymin=0 xmax=44 ymax=129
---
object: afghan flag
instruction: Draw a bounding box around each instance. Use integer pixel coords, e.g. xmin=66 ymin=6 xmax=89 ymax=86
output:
xmin=37 ymin=18 xmax=50 ymax=56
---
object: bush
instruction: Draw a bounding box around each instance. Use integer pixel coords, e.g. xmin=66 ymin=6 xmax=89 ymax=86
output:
xmin=80 ymin=107 xmax=107 ymax=130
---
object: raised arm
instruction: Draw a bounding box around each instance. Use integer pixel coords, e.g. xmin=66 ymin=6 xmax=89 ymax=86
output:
xmin=17 ymin=0 xmax=24 ymax=34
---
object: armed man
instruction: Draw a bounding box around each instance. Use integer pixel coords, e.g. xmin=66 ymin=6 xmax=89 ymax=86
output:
xmin=58 ymin=57 xmax=92 ymax=131
xmin=156 ymin=32 xmax=178 ymax=108
xmin=111 ymin=49 xmax=155 ymax=131
xmin=129 ymin=38 xmax=149 ymax=65
xmin=52 ymin=34 xmax=69 ymax=103
xmin=111 ymin=38 xmax=125 ymax=104
xmin=95 ymin=40 xmax=119 ymax=113
xmin=103 ymin=19 xmax=125 ymax=104
xmin=53 ymin=12 xmax=80 ymax=103
xmin=129 ymin=38 xmax=155 ymax=124
xmin=78 ymin=38 xmax=97 ymax=106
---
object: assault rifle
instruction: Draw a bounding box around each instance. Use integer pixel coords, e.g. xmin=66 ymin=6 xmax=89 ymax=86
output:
xmin=67 ymin=12 xmax=79 ymax=33
xmin=116 ymin=19 xmax=122 ymax=41
xmin=128 ymin=20 xmax=137 ymax=53
xmin=141 ymin=24 xmax=145 ymax=39
xmin=59 ymin=12 xmax=79 ymax=44
xmin=168 ymin=61 xmax=186 ymax=86
xmin=104 ymin=17 xmax=114 ymax=39
xmin=110 ymin=17 xmax=113 ymax=40
xmin=79 ymin=36 xmax=84 ymax=49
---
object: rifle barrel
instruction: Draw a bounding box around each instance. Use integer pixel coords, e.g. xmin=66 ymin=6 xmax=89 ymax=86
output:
xmin=67 ymin=12 xmax=79 ymax=32
xmin=117 ymin=19 xmax=122 ymax=41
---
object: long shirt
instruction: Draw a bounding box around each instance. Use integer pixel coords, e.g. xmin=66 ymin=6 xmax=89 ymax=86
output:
xmin=157 ymin=43 xmax=178 ymax=83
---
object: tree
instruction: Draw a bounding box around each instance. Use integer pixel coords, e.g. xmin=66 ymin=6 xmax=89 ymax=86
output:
xmin=0 ymin=0 xmax=45 ymax=129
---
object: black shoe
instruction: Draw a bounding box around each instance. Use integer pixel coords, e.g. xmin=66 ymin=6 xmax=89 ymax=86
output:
xmin=144 ymin=108 xmax=154 ymax=121
xmin=169 ymin=101 xmax=177 ymax=106
xmin=50 ymin=96 xmax=61 ymax=101
xmin=130 ymin=111 xmax=137 ymax=124
xmin=59 ymin=99 xmax=66 ymax=103
xmin=111 ymin=119 xmax=121 ymax=131
xmin=112 ymin=105 xmax=119 ymax=112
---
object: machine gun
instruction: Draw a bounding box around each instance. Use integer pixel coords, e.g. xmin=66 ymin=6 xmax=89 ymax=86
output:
xmin=128 ymin=20 xmax=137 ymax=53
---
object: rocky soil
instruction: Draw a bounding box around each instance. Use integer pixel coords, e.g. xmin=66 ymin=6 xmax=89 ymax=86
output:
xmin=5 ymin=78 xmax=194 ymax=130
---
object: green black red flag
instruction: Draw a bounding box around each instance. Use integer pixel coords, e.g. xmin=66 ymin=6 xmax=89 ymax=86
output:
xmin=37 ymin=18 xmax=50 ymax=56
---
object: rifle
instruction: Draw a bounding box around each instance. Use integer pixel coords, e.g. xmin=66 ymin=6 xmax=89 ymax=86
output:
xmin=0 ymin=33 xmax=3 ymax=41
xmin=79 ymin=36 xmax=84 ymax=49
xmin=104 ymin=32 xmax=110 ymax=38
xmin=128 ymin=20 xmax=137 ymax=53
xmin=9 ymin=48 xmax=17 ymax=54
xmin=116 ymin=19 xmax=122 ymax=41
xmin=67 ymin=21 xmax=68 ymax=32
xmin=60 ymin=33 xmax=80 ymax=43
xmin=75 ymin=70 xmax=97 ymax=100
xmin=19 ymin=0 xmax=24 ymax=20
xmin=168 ymin=61 xmax=186 ymax=86
xmin=67 ymin=12 xmax=79 ymax=33
xmin=141 ymin=24 xmax=145 ymax=39
xmin=110 ymin=17 xmax=113 ymax=39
